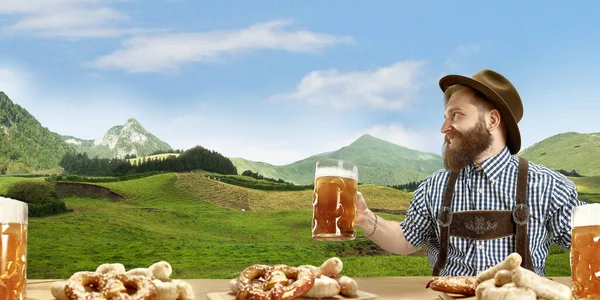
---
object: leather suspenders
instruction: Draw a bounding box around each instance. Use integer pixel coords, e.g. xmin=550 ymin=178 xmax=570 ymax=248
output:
xmin=432 ymin=157 xmax=534 ymax=276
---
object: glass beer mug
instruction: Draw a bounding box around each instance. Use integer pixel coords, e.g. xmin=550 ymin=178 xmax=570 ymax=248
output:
xmin=570 ymin=203 xmax=600 ymax=299
xmin=0 ymin=197 xmax=28 ymax=300
xmin=312 ymin=159 xmax=358 ymax=241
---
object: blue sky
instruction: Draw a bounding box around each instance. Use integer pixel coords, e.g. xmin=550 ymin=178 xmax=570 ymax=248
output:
xmin=0 ymin=1 xmax=599 ymax=165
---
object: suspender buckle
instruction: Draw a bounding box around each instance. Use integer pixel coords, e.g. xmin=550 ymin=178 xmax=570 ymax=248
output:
xmin=437 ymin=206 xmax=453 ymax=227
xmin=512 ymin=203 xmax=530 ymax=225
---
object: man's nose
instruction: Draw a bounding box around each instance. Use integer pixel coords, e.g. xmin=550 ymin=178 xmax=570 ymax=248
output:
xmin=440 ymin=119 xmax=452 ymax=134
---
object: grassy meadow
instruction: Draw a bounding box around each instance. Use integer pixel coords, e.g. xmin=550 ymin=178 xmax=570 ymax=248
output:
xmin=0 ymin=172 xmax=591 ymax=279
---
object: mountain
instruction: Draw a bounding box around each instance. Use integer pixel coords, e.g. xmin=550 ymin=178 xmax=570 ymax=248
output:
xmin=519 ymin=132 xmax=600 ymax=176
xmin=0 ymin=92 xmax=73 ymax=174
xmin=63 ymin=118 xmax=173 ymax=159
xmin=230 ymin=134 xmax=444 ymax=186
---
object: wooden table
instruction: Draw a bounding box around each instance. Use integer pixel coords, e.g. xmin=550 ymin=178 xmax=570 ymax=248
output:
xmin=26 ymin=277 xmax=572 ymax=300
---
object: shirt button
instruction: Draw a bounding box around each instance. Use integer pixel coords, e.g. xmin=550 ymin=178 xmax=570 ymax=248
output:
xmin=478 ymin=188 xmax=484 ymax=194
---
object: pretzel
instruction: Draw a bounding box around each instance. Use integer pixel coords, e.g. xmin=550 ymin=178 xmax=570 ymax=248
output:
xmin=100 ymin=272 xmax=157 ymax=300
xmin=64 ymin=271 xmax=105 ymax=300
xmin=235 ymin=264 xmax=315 ymax=300
xmin=426 ymin=276 xmax=478 ymax=296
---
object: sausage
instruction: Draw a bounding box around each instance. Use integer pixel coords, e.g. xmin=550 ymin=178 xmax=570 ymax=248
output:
xmin=95 ymin=263 xmax=126 ymax=274
xmin=476 ymin=253 xmax=522 ymax=282
xmin=334 ymin=275 xmax=359 ymax=297
xmin=298 ymin=265 xmax=323 ymax=278
xmin=172 ymin=279 xmax=195 ymax=300
xmin=475 ymin=278 xmax=495 ymax=300
xmin=149 ymin=261 xmax=173 ymax=281
xmin=482 ymin=284 xmax=536 ymax=300
xmin=126 ymin=267 xmax=154 ymax=278
xmin=319 ymin=257 xmax=343 ymax=277
xmin=302 ymin=275 xmax=340 ymax=298
xmin=511 ymin=267 xmax=572 ymax=300
xmin=494 ymin=269 xmax=513 ymax=287
xmin=153 ymin=279 xmax=179 ymax=300
xmin=50 ymin=281 xmax=68 ymax=300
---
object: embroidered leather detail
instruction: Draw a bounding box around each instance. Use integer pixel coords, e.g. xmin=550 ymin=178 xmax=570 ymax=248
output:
xmin=464 ymin=216 xmax=498 ymax=235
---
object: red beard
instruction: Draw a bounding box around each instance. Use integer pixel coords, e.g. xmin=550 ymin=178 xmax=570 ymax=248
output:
xmin=442 ymin=118 xmax=493 ymax=172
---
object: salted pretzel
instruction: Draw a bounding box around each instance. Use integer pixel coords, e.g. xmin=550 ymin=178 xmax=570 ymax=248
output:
xmin=426 ymin=276 xmax=478 ymax=296
xmin=63 ymin=271 xmax=157 ymax=300
xmin=64 ymin=271 xmax=106 ymax=300
xmin=100 ymin=272 xmax=156 ymax=300
xmin=236 ymin=264 xmax=315 ymax=300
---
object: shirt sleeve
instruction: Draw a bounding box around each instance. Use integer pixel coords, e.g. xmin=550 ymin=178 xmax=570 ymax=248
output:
xmin=549 ymin=176 xmax=587 ymax=249
xmin=400 ymin=181 xmax=435 ymax=247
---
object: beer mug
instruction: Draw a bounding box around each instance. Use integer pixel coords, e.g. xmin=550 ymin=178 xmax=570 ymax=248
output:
xmin=570 ymin=203 xmax=600 ymax=299
xmin=312 ymin=159 xmax=358 ymax=241
xmin=0 ymin=197 xmax=28 ymax=300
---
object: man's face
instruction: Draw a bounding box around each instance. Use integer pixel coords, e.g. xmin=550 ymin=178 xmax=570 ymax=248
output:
xmin=441 ymin=90 xmax=493 ymax=172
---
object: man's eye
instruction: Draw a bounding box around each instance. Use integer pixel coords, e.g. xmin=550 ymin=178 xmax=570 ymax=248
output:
xmin=453 ymin=113 xmax=460 ymax=120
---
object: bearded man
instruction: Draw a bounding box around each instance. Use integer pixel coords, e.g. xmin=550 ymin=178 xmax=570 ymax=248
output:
xmin=355 ymin=69 xmax=587 ymax=276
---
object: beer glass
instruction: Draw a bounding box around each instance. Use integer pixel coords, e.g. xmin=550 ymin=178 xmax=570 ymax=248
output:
xmin=570 ymin=203 xmax=600 ymax=299
xmin=0 ymin=197 xmax=28 ymax=300
xmin=312 ymin=159 xmax=358 ymax=241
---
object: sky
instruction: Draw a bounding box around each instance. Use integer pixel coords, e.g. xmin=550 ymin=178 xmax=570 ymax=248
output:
xmin=0 ymin=0 xmax=599 ymax=165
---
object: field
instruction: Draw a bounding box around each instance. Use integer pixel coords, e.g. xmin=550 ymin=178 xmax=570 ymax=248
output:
xmin=570 ymin=175 xmax=600 ymax=203
xmin=0 ymin=172 xmax=590 ymax=279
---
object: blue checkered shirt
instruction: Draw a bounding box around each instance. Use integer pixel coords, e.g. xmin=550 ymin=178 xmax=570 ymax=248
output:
xmin=399 ymin=146 xmax=587 ymax=276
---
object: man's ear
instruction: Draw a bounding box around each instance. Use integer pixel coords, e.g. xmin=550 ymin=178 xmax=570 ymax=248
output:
xmin=487 ymin=109 xmax=501 ymax=131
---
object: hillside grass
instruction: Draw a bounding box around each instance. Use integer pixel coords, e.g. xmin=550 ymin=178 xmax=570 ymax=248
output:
xmin=1 ymin=172 xmax=594 ymax=279
xmin=519 ymin=132 xmax=600 ymax=176
xmin=0 ymin=176 xmax=45 ymax=195
xmin=570 ymin=175 xmax=600 ymax=203
xmin=127 ymin=153 xmax=181 ymax=165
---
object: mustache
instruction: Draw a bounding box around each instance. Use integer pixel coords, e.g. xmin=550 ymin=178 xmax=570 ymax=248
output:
xmin=444 ymin=131 xmax=464 ymax=144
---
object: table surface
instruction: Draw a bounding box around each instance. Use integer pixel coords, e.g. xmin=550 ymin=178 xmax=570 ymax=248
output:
xmin=26 ymin=276 xmax=573 ymax=300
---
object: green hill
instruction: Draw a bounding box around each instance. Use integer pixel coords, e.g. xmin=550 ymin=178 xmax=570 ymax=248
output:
xmin=231 ymin=134 xmax=443 ymax=186
xmin=0 ymin=92 xmax=73 ymax=174
xmin=519 ymin=132 xmax=600 ymax=176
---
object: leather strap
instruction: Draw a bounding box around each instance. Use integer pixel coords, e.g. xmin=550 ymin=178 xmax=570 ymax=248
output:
xmin=432 ymin=171 xmax=458 ymax=276
xmin=515 ymin=157 xmax=534 ymax=271
xmin=432 ymin=157 xmax=534 ymax=276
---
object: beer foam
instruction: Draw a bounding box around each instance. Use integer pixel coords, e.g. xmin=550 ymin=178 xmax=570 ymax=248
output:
xmin=572 ymin=203 xmax=600 ymax=228
xmin=315 ymin=166 xmax=358 ymax=180
xmin=0 ymin=197 xmax=28 ymax=224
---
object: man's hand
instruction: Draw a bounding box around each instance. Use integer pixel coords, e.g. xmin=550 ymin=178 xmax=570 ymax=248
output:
xmin=354 ymin=190 xmax=417 ymax=255
xmin=355 ymin=191 xmax=369 ymax=228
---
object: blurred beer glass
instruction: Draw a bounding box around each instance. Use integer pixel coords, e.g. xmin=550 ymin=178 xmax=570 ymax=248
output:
xmin=0 ymin=197 xmax=28 ymax=300
xmin=312 ymin=159 xmax=358 ymax=241
xmin=570 ymin=203 xmax=600 ymax=299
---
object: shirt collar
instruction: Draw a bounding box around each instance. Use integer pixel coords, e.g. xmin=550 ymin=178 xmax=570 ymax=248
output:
xmin=465 ymin=146 xmax=512 ymax=181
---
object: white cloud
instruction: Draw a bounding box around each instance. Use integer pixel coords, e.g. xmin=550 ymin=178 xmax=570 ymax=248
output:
xmin=444 ymin=44 xmax=479 ymax=72
xmin=0 ymin=0 xmax=154 ymax=38
xmin=87 ymin=20 xmax=355 ymax=73
xmin=269 ymin=60 xmax=426 ymax=111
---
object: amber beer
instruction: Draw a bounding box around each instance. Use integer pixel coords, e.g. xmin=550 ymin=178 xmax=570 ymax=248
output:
xmin=570 ymin=204 xmax=600 ymax=299
xmin=312 ymin=159 xmax=358 ymax=241
xmin=0 ymin=197 xmax=28 ymax=300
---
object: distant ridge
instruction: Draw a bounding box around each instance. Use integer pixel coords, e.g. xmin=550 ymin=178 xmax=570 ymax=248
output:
xmin=63 ymin=118 xmax=172 ymax=159
xmin=230 ymin=134 xmax=444 ymax=186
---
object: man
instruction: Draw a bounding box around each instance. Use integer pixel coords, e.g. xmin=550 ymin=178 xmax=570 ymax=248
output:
xmin=355 ymin=69 xmax=586 ymax=276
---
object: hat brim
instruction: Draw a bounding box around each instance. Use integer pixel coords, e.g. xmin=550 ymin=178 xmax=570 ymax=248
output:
xmin=439 ymin=74 xmax=521 ymax=154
